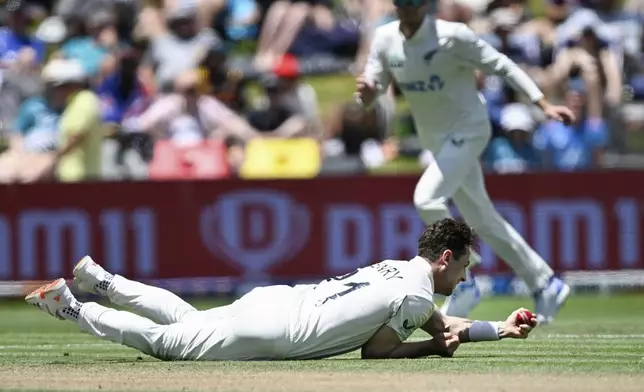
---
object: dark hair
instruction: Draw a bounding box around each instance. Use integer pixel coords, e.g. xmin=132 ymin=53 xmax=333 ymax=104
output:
xmin=417 ymin=218 xmax=475 ymax=261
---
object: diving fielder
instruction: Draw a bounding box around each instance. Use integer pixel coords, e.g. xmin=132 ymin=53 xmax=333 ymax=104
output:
xmin=355 ymin=0 xmax=572 ymax=323
xmin=27 ymin=219 xmax=536 ymax=361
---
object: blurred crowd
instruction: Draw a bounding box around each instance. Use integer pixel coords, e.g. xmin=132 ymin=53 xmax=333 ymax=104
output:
xmin=0 ymin=0 xmax=642 ymax=183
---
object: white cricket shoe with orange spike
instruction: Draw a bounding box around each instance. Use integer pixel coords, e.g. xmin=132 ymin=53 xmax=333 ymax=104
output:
xmin=25 ymin=278 xmax=76 ymax=320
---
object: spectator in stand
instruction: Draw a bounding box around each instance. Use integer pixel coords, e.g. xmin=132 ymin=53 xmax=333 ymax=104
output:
xmin=557 ymin=0 xmax=642 ymax=59
xmin=123 ymin=69 xmax=261 ymax=147
xmin=198 ymin=43 xmax=249 ymax=113
xmin=547 ymin=24 xmax=624 ymax=150
xmin=483 ymin=103 xmax=541 ymax=174
xmin=533 ymin=78 xmax=608 ymax=171
xmin=322 ymin=92 xmax=397 ymax=171
xmin=41 ymin=59 xmax=103 ymax=182
xmin=213 ymin=0 xmax=260 ymax=42
xmin=479 ymin=7 xmax=541 ymax=136
xmin=139 ymin=0 xmax=223 ymax=94
xmin=252 ymin=54 xmax=321 ymax=136
xmin=549 ymin=25 xmax=622 ymax=108
xmin=254 ymin=0 xmax=334 ymax=69
xmin=58 ymin=9 xmax=120 ymax=80
xmin=247 ymin=73 xmax=313 ymax=138
xmin=97 ymin=45 xmax=155 ymax=179
xmin=0 ymin=0 xmax=46 ymax=66
xmin=0 ymin=74 xmax=60 ymax=183
xmin=343 ymin=0 xmax=396 ymax=73
xmin=98 ymin=46 xmax=153 ymax=132
xmin=0 ymin=0 xmax=46 ymax=136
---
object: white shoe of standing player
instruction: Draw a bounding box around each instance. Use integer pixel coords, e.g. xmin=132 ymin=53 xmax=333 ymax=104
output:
xmin=73 ymin=256 xmax=109 ymax=295
xmin=25 ymin=278 xmax=75 ymax=320
xmin=440 ymin=269 xmax=481 ymax=317
xmin=534 ymin=276 xmax=570 ymax=325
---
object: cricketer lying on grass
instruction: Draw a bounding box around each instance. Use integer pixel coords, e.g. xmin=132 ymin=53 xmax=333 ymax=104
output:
xmin=26 ymin=218 xmax=537 ymax=361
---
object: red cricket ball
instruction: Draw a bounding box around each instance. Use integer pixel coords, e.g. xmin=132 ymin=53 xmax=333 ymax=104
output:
xmin=516 ymin=310 xmax=537 ymax=326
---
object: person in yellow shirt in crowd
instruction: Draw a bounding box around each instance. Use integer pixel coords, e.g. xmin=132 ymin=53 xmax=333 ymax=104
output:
xmin=40 ymin=59 xmax=103 ymax=182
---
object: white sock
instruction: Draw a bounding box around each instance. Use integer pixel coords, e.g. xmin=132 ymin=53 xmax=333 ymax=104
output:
xmin=57 ymin=300 xmax=84 ymax=322
xmin=95 ymin=272 xmax=114 ymax=296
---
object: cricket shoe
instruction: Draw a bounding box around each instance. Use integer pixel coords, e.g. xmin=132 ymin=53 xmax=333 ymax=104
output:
xmin=73 ymin=256 xmax=112 ymax=295
xmin=533 ymin=276 xmax=570 ymax=325
xmin=440 ymin=269 xmax=481 ymax=317
xmin=25 ymin=278 xmax=77 ymax=320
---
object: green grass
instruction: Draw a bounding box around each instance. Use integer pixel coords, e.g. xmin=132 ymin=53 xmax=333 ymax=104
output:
xmin=1 ymin=294 xmax=643 ymax=391
xmin=1 ymin=294 xmax=643 ymax=372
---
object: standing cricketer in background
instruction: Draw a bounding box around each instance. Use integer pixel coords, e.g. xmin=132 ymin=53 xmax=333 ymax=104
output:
xmin=26 ymin=219 xmax=537 ymax=361
xmin=355 ymin=0 xmax=574 ymax=324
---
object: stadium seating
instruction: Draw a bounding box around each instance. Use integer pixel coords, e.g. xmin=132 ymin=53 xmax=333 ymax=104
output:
xmin=148 ymin=140 xmax=230 ymax=180
xmin=240 ymin=137 xmax=321 ymax=179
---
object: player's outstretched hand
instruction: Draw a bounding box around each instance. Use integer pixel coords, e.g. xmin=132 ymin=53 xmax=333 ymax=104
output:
xmin=355 ymin=75 xmax=377 ymax=108
xmin=499 ymin=308 xmax=538 ymax=340
xmin=543 ymin=104 xmax=576 ymax=126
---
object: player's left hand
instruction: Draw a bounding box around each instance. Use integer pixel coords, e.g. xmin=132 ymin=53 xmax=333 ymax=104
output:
xmin=431 ymin=332 xmax=461 ymax=357
xmin=499 ymin=308 xmax=537 ymax=340
xmin=543 ymin=104 xmax=576 ymax=126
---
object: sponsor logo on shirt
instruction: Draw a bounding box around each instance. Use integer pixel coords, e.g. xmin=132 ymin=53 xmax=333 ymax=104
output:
xmin=402 ymin=319 xmax=416 ymax=330
xmin=423 ymin=49 xmax=438 ymax=64
xmin=388 ymin=53 xmax=405 ymax=68
xmin=450 ymin=138 xmax=465 ymax=147
xmin=398 ymin=74 xmax=445 ymax=92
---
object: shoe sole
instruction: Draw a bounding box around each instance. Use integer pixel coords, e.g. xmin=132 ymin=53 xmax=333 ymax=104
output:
xmin=25 ymin=278 xmax=66 ymax=304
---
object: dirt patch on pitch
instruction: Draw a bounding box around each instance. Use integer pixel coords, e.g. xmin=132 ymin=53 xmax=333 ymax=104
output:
xmin=1 ymin=365 xmax=643 ymax=392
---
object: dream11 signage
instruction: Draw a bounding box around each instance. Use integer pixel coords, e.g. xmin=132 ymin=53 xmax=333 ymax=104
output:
xmin=0 ymin=171 xmax=642 ymax=282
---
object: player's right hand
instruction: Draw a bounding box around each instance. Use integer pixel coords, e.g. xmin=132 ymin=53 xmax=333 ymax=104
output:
xmin=355 ymin=75 xmax=377 ymax=108
xmin=499 ymin=308 xmax=537 ymax=340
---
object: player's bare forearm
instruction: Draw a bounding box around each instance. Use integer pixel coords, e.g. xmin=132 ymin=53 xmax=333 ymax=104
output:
xmin=422 ymin=311 xmax=522 ymax=343
xmin=421 ymin=310 xmax=470 ymax=337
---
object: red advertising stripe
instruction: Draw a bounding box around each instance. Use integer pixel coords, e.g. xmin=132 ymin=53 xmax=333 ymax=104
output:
xmin=0 ymin=171 xmax=642 ymax=281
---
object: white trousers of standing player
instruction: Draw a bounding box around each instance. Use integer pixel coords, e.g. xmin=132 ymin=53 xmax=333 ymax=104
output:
xmin=414 ymin=134 xmax=553 ymax=292
xmin=77 ymin=275 xmax=293 ymax=360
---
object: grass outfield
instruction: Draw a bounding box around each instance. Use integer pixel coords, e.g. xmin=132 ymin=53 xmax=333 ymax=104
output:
xmin=0 ymin=294 xmax=643 ymax=391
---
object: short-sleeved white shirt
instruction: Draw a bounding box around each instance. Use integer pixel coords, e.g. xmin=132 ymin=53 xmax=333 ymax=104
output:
xmin=363 ymin=16 xmax=544 ymax=150
xmin=285 ymin=257 xmax=436 ymax=360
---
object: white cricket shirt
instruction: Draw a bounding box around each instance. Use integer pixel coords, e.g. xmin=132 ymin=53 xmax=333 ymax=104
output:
xmin=363 ymin=16 xmax=544 ymax=149
xmin=285 ymin=257 xmax=436 ymax=360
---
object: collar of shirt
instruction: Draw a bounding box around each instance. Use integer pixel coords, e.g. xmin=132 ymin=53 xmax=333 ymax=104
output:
xmin=398 ymin=16 xmax=433 ymax=44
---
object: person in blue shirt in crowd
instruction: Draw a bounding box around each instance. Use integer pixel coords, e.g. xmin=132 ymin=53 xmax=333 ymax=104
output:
xmin=483 ymin=103 xmax=541 ymax=174
xmin=221 ymin=0 xmax=260 ymax=42
xmin=60 ymin=10 xmax=118 ymax=77
xmin=96 ymin=46 xmax=152 ymax=129
xmin=480 ymin=8 xmax=542 ymax=138
xmin=96 ymin=45 xmax=154 ymax=167
xmin=0 ymin=80 xmax=61 ymax=183
xmin=13 ymin=93 xmax=60 ymax=153
xmin=533 ymin=78 xmax=608 ymax=171
xmin=0 ymin=0 xmax=46 ymax=67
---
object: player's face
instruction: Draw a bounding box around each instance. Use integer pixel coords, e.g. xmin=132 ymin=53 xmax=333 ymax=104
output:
xmin=394 ymin=0 xmax=429 ymax=24
xmin=433 ymin=249 xmax=470 ymax=296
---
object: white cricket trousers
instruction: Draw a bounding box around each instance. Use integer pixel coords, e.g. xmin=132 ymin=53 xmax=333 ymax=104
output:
xmin=414 ymin=135 xmax=553 ymax=292
xmin=78 ymin=275 xmax=293 ymax=360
